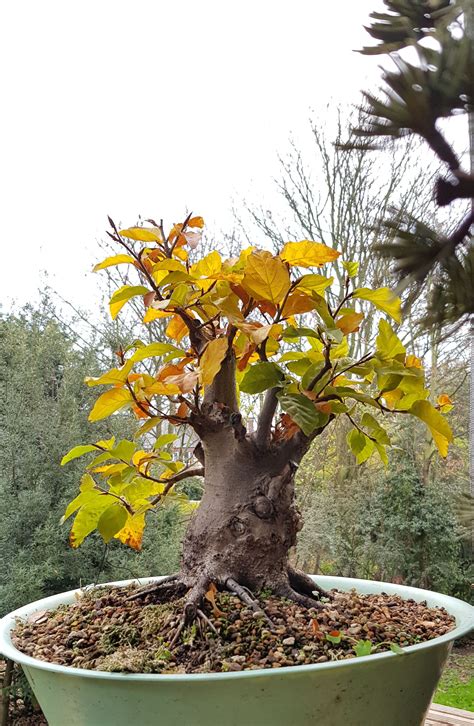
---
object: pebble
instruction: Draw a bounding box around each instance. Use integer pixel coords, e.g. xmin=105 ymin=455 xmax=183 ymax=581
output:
xmin=12 ymin=584 xmax=455 ymax=676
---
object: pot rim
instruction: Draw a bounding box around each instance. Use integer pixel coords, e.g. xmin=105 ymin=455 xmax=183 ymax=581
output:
xmin=1 ymin=575 xmax=473 ymax=682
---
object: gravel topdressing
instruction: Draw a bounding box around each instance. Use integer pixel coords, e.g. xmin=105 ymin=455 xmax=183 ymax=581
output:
xmin=11 ymin=585 xmax=455 ymax=674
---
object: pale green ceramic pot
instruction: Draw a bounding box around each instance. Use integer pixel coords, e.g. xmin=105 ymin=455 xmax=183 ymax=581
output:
xmin=1 ymin=576 xmax=473 ymax=726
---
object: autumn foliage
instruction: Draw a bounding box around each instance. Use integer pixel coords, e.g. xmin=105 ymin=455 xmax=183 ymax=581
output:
xmin=62 ymin=215 xmax=453 ymax=553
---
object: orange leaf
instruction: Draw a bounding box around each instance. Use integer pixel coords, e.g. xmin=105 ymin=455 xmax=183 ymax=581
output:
xmin=133 ymin=402 xmax=151 ymax=419
xmin=188 ymin=216 xmax=204 ymax=228
xmin=336 ymin=311 xmax=364 ymax=335
xmin=273 ymin=413 xmax=301 ymax=441
xmin=177 ymin=401 xmax=189 ymax=418
xmin=166 ymin=315 xmax=188 ymax=342
xmin=437 ymin=393 xmax=453 ymax=407
xmin=115 ymin=513 xmax=146 ymax=551
xmin=405 ymin=354 xmax=422 ymax=369
xmin=282 ymin=291 xmax=316 ymax=316
xmin=315 ymin=401 xmax=332 ymax=414
xmin=204 ymin=582 xmax=224 ymax=617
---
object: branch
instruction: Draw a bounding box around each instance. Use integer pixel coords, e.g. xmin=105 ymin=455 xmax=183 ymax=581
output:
xmin=203 ymin=349 xmax=239 ymax=412
xmin=148 ymin=466 xmax=205 ymax=507
xmin=308 ymin=343 xmax=332 ymax=391
xmin=255 ymin=387 xmax=279 ymax=448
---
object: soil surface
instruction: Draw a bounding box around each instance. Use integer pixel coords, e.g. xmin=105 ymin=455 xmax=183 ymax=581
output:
xmin=11 ymin=585 xmax=455 ymax=674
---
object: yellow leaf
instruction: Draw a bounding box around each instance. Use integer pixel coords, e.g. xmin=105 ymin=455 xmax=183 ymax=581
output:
xmin=144 ymin=380 xmax=181 ymax=395
xmin=93 ymin=254 xmax=135 ymax=272
xmin=280 ymin=240 xmax=340 ymax=268
xmin=115 ymin=512 xmax=146 ymax=551
xmin=241 ymin=250 xmax=290 ymax=304
xmin=143 ymin=307 xmax=172 ymax=323
xmin=120 ymin=226 xmax=162 ymax=242
xmin=166 ymin=315 xmax=188 ymax=342
xmin=84 ymin=360 xmax=134 ymax=387
xmin=353 ymin=287 xmax=401 ymax=324
xmin=437 ymin=393 xmax=454 ymax=413
xmin=173 ymin=246 xmax=188 ymax=261
xmin=406 ymin=354 xmax=422 ymax=369
xmin=88 ymin=388 xmax=133 ymax=422
xmin=410 ymin=399 xmax=453 ymax=457
xmin=296 ymin=274 xmax=334 ymax=295
xmin=336 ymin=311 xmax=364 ymax=334
xmin=190 ymin=250 xmax=222 ymax=278
xmin=199 ymin=337 xmax=229 ymax=387
xmin=382 ymin=388 xmax=403 ymax=409
xmin=109 ymin=285 xmax=149 ymax=320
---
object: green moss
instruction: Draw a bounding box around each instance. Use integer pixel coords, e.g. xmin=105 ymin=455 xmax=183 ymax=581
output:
xmin=140 ymin=603 xmax=173 ymax=637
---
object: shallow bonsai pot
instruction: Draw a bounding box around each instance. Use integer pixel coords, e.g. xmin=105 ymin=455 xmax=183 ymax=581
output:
xmin=1 ymin=576 xmax=473 ymax=726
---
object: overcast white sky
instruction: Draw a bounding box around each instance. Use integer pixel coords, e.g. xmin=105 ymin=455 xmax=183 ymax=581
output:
xmin=1 ymin=0 xmax=381 ymax=312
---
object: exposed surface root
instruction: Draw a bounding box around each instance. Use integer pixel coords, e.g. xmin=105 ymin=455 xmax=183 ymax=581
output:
xmin=287 ymin=566 xmax=329 ymax=600
xmin=169 ymin=618 xmax=186 ymax=648
xmin=196 ymin=608 xmax=219 ymax=635
xmin=125 ymin=575 xmax=184 ymax=602
xmin=225 ymin=578 xmax=274 ymax=627
xmin=184 ymin=576 xmax=210 ymax=623
xmin=275 ymin=582 xmax=325 ymax=610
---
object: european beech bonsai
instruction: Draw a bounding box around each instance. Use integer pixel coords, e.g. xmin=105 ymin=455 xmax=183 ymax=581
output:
xmin=62 ymin=216 xmax=453 ymax=625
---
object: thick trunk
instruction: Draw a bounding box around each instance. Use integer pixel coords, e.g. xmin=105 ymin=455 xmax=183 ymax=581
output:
xmin=181 ymin=428 xmax=302 ymax=592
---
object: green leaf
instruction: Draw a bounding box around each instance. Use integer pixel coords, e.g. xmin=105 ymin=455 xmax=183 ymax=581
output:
xmin=240 ymin=362 xmax=284 ymax=394
xmin=325 ymin=328 xmax=344 ymax=344
xmin=111 ymin=440 xmax=137 ymax=462
xmin=342 ymin=261 xmax=359 ymax=278
xmin=354 ymin=640 xmax=373 ymax=657
xmin=97 ymin=504 xmax=128 ymax=543
xmin=282 ymin=325 xmax=319 ymax=340
xmin=286 ymin=359 xmax=314 ymax=376
xmin=134 ymin=416 xmax=162 ymax=438
xmin=376 ymin=320 xmax=406 ymax=360
xmin=347 ymin=429 xmax=374 ymax=464
xmin=360 ymin=413 xmax=390 ymax=445
xmin=325 ymin=631 xmax=342 ymax=644
xmin=312 ymin=294 xmax=334 ymax=327
xmin=301 ymin=362 xmax=324 ymax=390
xmin=69 ymin=493 xmax=114 ymax=547
xmin=61 ymin=474 xmax=96 ymax=523
xmin=278 ymin=393 xmax=329 ymax=436
xmin=390 ymin=643 xmax=405 ymax=655
xmin=154 ymin=433 xmax=179 ymax=449
xmin=109 ymin=285 xmax=149 ymax=320
xmin=61 ymin=444 xmax=97 ymax=466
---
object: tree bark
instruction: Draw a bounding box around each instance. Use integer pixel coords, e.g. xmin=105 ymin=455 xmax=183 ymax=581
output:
xmin=180 ymin=427 xmax=305 ymax=596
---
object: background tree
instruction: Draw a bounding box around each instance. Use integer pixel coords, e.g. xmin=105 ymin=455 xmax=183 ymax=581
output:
xmin=0 ymin=302 xmax=186 ymax=617
xmin=349 ymin=0 xmax=474 ymax=330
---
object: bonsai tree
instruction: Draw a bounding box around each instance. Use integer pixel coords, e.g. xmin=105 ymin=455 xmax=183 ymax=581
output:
xmin=62 ymin=215 xmax=453 ymax=623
